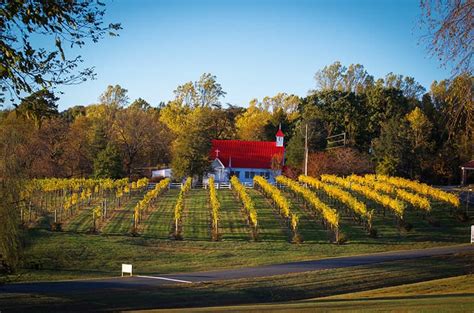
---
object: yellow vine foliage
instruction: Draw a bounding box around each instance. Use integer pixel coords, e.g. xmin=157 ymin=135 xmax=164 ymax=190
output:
xmin=321 ymin=174 xmax=405 ymax=218
xmin=133 ymin=178 xmax=170 ymax=226
xmin=277 ymin=176 xmax=339 ymax=229
xmin=208 ymin=177 xmax=220 ymax=231
xmin=173 ymin=177 xmax=192 ymax=226
xmin=299 ymin=175 xmax=372 ymax=222
xmin=230 ymin=176 xmax=258 ymax=228
xmin=346 ymin=175 xmax=431 ymax=212
xmin=366 ymin=174 xmax=460 ymax=207
xmin=254 ymin=176 xmax=291 ymax=218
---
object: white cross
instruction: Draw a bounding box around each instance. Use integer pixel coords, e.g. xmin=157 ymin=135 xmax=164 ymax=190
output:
xmin=215 ymin=149 xmax=220 ymax=158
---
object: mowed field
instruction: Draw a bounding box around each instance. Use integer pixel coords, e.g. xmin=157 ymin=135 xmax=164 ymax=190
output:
xmin=9 ymin=183 xmax=472 ymax=283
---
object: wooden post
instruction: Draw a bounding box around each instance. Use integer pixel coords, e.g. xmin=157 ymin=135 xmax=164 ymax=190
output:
xmin=104 ymin=199 xmax=107 ymax=219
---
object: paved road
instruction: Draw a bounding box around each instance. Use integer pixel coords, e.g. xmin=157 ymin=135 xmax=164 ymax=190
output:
xmin=1 ymin=244 xmax=472 ymax=294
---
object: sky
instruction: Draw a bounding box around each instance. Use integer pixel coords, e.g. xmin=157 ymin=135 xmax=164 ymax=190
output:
xmin=49 ymin=0 xmax=450 ymax=111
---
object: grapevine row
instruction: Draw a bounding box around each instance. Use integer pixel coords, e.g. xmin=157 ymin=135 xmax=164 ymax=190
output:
xmin=320 ymin=174 xmax=405 ymax=218
xmin=253 ymin=176 xmax=299 ymax=240
xmin=298 ymin=175 xmax=374 ymax=232
xmin=365 ymin=174 xmax=460 ymax=207
xmin=230 ymin=176 xmax=258 ymax=239
xmin=173 ymin=177 xmax=192 ymax=239
xmin=346 ymin=175 xmax=431 ymax=212
xmin=133 ymin=178 xmax=171 ymax=232
xmin=208 ymin=177 xmax=220 ymax=240
xmin=276 ymin=176 xmax=339 ymax=230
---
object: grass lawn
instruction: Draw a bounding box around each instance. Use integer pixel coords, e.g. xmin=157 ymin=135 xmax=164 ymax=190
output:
xmin=183 ymin=189 xmax=211 ymax=240
xmin=1 ymin=252 xmax=473 ymax=312
xmin=217 ymin=189 xmax=250 ymax=241
xmin=142 ymin=189 xmax=179 ymax=239
xmin=101 ymin=194 xmax=139 ymax=234
xmin=247 ymin=189 xmax=289 ymax=242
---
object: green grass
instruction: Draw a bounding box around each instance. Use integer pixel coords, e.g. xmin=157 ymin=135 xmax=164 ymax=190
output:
xmin=218 ymin=189 xmax=250 ymax=241
xmin=2 ymin=252 xmax=473 ymax=312
xmin=247 ymin=189 xmax=289 ymax=242
xmin=142 ymin=189 xmax=179 ymax=239
xmin=183 ymin=189 xmax=211 ymax=240
xmin=144 ymin=274 xmax=474 ymax=312
xmin=280 ymin=189 xmax=331 ymax=243
xmin=101 ymin=195 xmax=139 ymax=234
xmin=62 ymin=206 xmax=93 ymax=233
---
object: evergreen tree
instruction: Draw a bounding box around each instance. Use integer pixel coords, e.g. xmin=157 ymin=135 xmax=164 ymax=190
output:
xmin=93 ymin=144 xmax=124 ymax=179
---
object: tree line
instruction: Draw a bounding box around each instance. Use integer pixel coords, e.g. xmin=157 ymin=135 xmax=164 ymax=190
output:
xmin=1 ymin=63 xmax=472 ymax=186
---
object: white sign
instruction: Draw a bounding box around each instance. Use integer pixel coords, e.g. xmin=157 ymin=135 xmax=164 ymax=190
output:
xmin=122 ymin=264 xmax=133 ymax=277
xmin=471 ymin=226 xmax=474 ymax=244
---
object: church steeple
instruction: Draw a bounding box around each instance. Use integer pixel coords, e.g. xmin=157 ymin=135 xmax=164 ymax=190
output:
xmin=276 ymin=125 xmax=284 ymax=147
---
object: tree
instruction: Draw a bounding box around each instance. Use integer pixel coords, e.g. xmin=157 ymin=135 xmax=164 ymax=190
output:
xmin=112 ymin=107 xmax=171 ymax=176
xmin=93 ymin=143 xmax=123 ymax=179
xmin=207 ymin=105 xmax=245 ymax=140
xmin=0 ymin=111 xmax=32 ymax=272
xmin=170 ymin=108 xmax=213 ymax=179
xmin=61 ymin=105 xmax=86 ymax=123
xmin=420 ymin=0 xmax=473 ymax=74
xmin=372 ymin=118 xmax=411 ymax=176
xmin=406 ymin=107 xmax=434 ymax=178
xmin=1 ymin=0 xmax=121 ymax=104
xmin=63 ymin=115 xmax=94 ymax=177
xmin=161 ymin=74 xmax=227 ymax=179
xmin=286 ymin=131 xmax=305 ymax=168
xmin=235 ymin=100 xmax=271 ymax=140
xmin=30 ymin=117 xmax=69 ymax=177
xmin=431 ymin=73 xmax=473 ymax=160
xmin=383 ymin=73 xmax=426 ymax=99
xmin=312 ymin=61 xmax=373 ymax=94
xmin=16 ymin=89 xmax=59 ymax=128
xmin=307 ymin=147 xmax=373 ymax=177
xmin=99 ymin=85 xmax=129 ymax=108
xmin=173 ymin=73 xmax=226 ymax=108
xmin=130 ymin=98 xmax=152 ymax=111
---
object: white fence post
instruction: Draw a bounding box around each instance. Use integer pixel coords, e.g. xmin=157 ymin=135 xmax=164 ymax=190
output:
xmin=471 ymin=225 xmax=474 ymax=244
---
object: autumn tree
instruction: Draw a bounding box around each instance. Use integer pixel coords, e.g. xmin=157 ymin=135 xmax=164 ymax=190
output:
xmin=170 ymin=108 xmax=214 ymax=179
xmin=15 ymin=89 xmax=59 ymax=128
xmin=112 ymin=107 xmax=171 ymax=177
xmin=235 ymin=99 xmax=271 ymax=140
xmin=0 ymin=111 xmax=35 ymax=272
xmin=406 ymin=107 xmax=434 ymax=178
xmin=161 ymin=74 xmax=226 ymax=179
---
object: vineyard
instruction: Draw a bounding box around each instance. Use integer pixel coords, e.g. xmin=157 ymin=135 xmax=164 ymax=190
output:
xmin=17 ymin=174 xmax=468 ymax=244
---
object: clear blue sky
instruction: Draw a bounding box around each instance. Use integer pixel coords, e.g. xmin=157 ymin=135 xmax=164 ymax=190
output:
xmin=53 ymin=0 xmax=450 ymax=111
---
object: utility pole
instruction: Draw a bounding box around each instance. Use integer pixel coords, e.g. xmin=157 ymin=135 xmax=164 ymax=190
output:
xmin=304 ymin=123 xmax=308 ymax=176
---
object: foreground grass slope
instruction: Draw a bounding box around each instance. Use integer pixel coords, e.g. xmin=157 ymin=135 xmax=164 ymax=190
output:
xmin=155 ymin=275 xmax=474 ymax=313
xmin=1 ymin=252 xmax=473 ymax=312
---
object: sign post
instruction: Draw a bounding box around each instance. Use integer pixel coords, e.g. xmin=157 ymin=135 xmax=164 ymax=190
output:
xmin=122 ymin=264 xmax=133 ymax=277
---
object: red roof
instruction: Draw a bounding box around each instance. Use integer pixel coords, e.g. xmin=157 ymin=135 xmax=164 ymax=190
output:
xmin=276 ymin=129 xmax=285 ymax=137
xmin=210 ymin=140 xmax=284 ymax=169
xmin=462 ymin=160 xmax=474 ymax=168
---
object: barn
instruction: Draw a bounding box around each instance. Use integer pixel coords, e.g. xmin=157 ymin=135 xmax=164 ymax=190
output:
xmin=207 ymin=129 xmax=285 ymax=185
